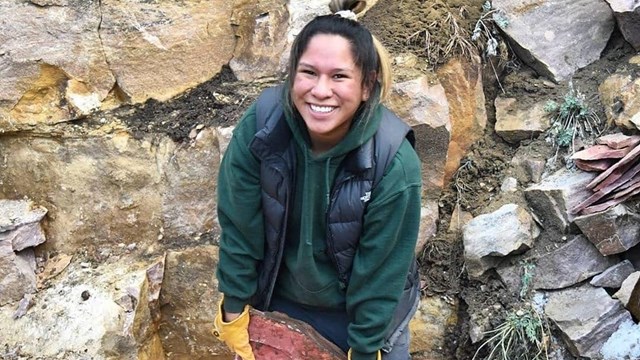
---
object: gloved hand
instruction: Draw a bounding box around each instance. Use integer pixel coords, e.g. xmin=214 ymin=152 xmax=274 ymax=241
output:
xmin=213 ymin=299 xmax=255 ymax=360
xmin=348 ymin=348 xmax=382 ymax=360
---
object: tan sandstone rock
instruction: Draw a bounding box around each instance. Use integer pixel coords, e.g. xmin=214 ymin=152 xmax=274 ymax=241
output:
xmin=436 ymin=56 xmax=488 ymax=183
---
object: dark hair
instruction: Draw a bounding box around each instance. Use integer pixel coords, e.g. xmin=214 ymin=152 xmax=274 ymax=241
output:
xmin=283 ymin=14 xmax=391 ymax=126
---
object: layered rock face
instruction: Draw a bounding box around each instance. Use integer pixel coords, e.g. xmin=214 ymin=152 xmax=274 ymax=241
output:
xmin=2 ymin=0 xmax=640 ymax=359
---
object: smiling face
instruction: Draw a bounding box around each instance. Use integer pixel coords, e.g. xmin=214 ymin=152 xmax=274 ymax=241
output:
xmin=292 ymin=34 xmax=370 ymax=153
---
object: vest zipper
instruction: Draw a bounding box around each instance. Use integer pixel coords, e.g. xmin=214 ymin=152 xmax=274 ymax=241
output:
xmin=263 ymin=161 xmax=292 ymax=310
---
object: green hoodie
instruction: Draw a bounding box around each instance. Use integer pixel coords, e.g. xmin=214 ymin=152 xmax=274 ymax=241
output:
xmin=217 ymin=100 xmax=422 ymax=360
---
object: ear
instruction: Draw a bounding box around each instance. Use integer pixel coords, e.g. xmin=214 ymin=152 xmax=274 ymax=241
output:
xmin=361 ymin=72 xmax=376 ymax=101
xmin=362 ymin=86 xmax=370 ymax=102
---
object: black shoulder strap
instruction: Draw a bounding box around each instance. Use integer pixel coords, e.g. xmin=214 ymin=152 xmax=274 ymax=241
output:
xmin=372 ymin=107 xmax=415 ymax=187
xmin=255 ymin=85 xmax=285 ymax=131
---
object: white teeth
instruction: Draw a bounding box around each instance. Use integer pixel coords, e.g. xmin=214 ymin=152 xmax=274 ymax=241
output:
xmin=310 ymin=104 xmax=335 ymax=113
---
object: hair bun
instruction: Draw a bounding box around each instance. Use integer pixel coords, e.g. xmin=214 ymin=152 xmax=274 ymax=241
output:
xmin=335 ymin=10 xmax=358 ymax=21
xmin=329 ymin=0 xmax=367 ymax=15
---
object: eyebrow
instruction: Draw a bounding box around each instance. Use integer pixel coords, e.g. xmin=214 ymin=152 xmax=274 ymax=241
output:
xmin=298 ymin=62 xmax=354 ymax=73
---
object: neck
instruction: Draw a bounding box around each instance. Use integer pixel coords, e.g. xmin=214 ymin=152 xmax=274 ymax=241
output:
xmin=311 ymin=139 xmax=336 ymax=155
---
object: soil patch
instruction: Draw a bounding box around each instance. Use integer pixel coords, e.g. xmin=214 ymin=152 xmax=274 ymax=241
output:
xmin=362 ymin=0 xmax=485 ymax=67
xmin=111 ymin=65 xmax=274 ymax=142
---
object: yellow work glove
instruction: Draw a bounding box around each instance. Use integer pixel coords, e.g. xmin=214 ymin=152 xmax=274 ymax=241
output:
xmin=213 ymin=299 xmax=255 ymax=360
xmin=348 ymin=348 xmax=382 ymax=360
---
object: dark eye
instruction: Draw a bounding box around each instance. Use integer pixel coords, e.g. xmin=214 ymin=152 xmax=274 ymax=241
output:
xmin=333 ymin=73 xmax=348 ymax=79
xmin=299 ymin=69 xmax=315 ymax=76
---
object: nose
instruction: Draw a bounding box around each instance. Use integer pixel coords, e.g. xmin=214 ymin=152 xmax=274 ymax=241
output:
xmin=311 ymin=76 xmax=332 ymax=99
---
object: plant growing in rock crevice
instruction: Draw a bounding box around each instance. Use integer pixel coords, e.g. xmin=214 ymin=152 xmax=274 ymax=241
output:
xmin=471 ymin=1 xmax=509 ymax=59
xmin=472 ymin=303 xmax=550 ymax=360
xmin=519 ymin=261 xmax=536 ymax=300
xmin=544 ymin=84 xmax=603 ymax=152
xmin=470 ymin=1 xmax=512 ymax=93
xmin=472 ymin=260 xmax=550 ymax=360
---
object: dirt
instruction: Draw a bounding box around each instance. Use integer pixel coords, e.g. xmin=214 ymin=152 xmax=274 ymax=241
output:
xmin=111 ymin=65 xmax=273 ymax=142
xmin=100 ymin=1 xmax=640 ymax=359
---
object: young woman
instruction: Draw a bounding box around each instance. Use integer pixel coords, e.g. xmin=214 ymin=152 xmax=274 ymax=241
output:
xmin=213 ymin=6 xmax=422 ymax=360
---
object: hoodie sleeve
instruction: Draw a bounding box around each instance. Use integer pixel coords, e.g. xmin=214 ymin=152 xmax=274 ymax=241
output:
xmin=345 ymin=139 xmax=422 ymax=360
xmin=216 ymin=103 xmax=265 ymax=313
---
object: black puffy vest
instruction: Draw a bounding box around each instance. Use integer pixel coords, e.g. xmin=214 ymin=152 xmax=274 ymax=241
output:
xmin=248 ymin=87 xmax=419 ymax=337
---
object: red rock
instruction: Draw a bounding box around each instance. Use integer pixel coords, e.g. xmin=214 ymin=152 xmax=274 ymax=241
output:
xmin=592 ymin=160 xmax=640 ymax=192
xmin=596 ymin=133 xmax=640 ymax=149
xmin=581 ymin=184 xmax=640 ymax=215
xmin=249 ymin=310 xmax=346 ymax=360
xmin=587 ymin=144 xmax=640 ymax=190
xmin=572 ymin=162 xmax=640 ymax=214
xmin=574 ymin=158 xmax=616 ymax=172
xmin=614 ymin=177 xmax=640 ymax=199
xmin=570 ymin=190 xmax=607 ymax=214
xmin=628 ymin=275 xmax=640 ymax=320
xmin=571 ymin=144 xmax=632 ymax=161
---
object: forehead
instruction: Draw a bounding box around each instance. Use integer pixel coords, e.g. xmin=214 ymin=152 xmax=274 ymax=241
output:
xmin=299 ymin=34 xmax=356 ymax=68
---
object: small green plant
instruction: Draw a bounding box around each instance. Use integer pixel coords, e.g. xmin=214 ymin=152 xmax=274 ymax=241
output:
xmin=545 ymin=84 xmax=602 ymax=151
xmin=473 ymin=305 xmax=550 ymax=360
xmin=519 ymin=261 xmax=536 ymax=300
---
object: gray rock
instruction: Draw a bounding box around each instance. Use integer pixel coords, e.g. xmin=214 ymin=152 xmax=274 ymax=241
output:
xmin=591 ymin=260 xmax=637 ymax=288
xmin=0 ymin=247 xmax=37 ymax=306
xmin=511 ymin=154 xmax=546 ymax=184
xmin=496 ymin=262 xmax=535 ymax=297
xmin=500 ymin=177 xmax=518 ymax=193
xmin=493 ymin=0 xmax=615 ymax=82
xmin=626 ymin=273 xmax=640 ymax=320
xmin=545 ymin=284 xmax=632 ymax=358
xmin=575 ymin=205 xmax=640 ymax=255
xmin=0 ymin=199 xmax=47 ymax=233
xmin=613 ymin=272 xmax=640 ymax=306
xmin=463 ymin=204 xmax=540 ymax=278
xmin=525 ymin=168 xmax=596 ymax=233
xmin=604 ymin=0 xmax=640 ymax=50
xmin=533 ymin=235 xmax=618 ymax=290
xmin=0 ymin=222 xmax=46 ymax=252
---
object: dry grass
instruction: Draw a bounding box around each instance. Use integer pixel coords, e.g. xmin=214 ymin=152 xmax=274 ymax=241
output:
xmin=406 ymin=8 xmax=475 ymax=66
xmin=453 ymin=159 xmax=476 ymax=208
